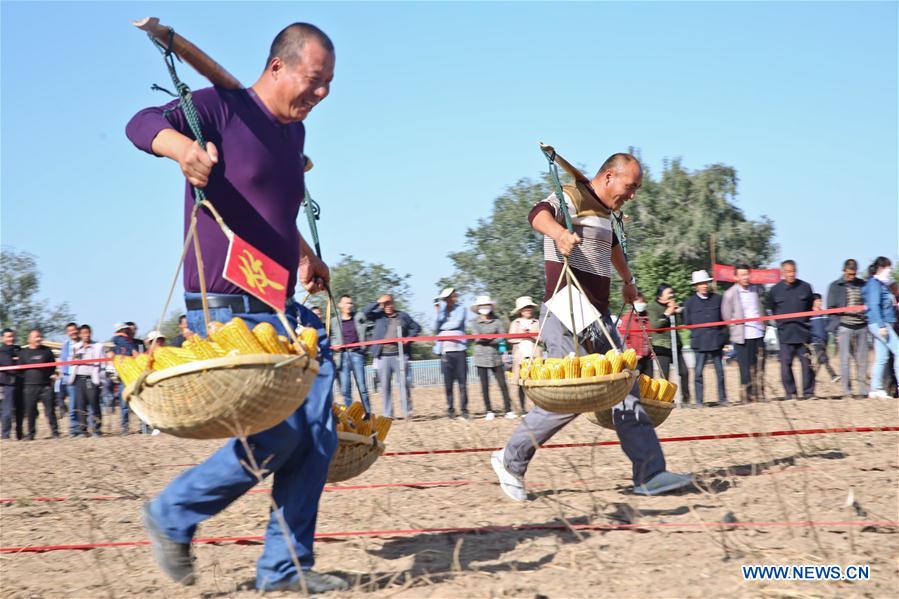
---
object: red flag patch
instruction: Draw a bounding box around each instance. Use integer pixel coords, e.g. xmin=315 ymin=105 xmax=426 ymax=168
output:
xmin=223 ymin=234 xmax=288 ymax=312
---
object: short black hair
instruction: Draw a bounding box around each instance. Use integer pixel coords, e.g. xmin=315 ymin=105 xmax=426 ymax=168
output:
xmin=812 ymin=293 xmax=822 ymax=301
xmin=734 ymin=263 xmax=751 ymax=273
xmin=65 ymin=322 xmax=78 ymax=329
xmin=656 ymin=283 xmax=672 ymax=299
xmin=781 ymin=259 xmax=796 ymax=268
xmin=1 ymin=328 xmax=13 ymax=336
xmin=29 ymin=327 xmax=43 ymax=334
xmin=596 ymin=153 xmax=641 ymax=177
xmin=339 ymin=294 xmax=352 ymax=301
xmin=79 ymin=324 xmax=91 ymax=332
xmin=125 ymin=321 xmax=136 ymax=327
xmin=869 ymin=256 xmax=892 ymax=277
xmin=266 ymin=23 xmax=334 ymax=69
xmin=843 ymin=259 xmax=858 ymax=271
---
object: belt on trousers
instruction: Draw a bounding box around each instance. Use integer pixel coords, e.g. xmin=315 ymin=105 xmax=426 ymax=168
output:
xmin=185 ymin=295 xmax=274 ymax=314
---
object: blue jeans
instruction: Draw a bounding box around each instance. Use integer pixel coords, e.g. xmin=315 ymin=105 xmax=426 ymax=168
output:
xmin=694 ymin=349 xmax=727 ymax=405
xmin=869 ymin=324 xmax=899 ymax=392
xmin=149 ymin=293 xmax=337 ymax=589
xmin=338 ymin=350 xmax=370 ymax=412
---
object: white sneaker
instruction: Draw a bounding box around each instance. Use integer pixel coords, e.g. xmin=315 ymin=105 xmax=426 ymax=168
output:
xmin=505 ymin=411 xmax=518 ymax=419
xmin=868 ymin=390 xmax=890 ymax=399
xmin=151 ymin=429 xmax=161 ymax=436
xmin=484 ymin=411 xmax=496 ymax=421
xmin=490 ymin=450 xmax=527 ymax=501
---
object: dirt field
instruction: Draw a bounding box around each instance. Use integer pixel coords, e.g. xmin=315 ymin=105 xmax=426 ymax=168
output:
xmin=1 ymin=363 xmax=897 ymax=598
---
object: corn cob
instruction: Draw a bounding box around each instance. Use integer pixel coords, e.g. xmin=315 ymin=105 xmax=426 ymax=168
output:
xmin=345 ymin=402 xmax=365 ymax=426
xmin=519 ymin=366 xmax=530 ymax=381
xmin=649 ymin=379 xmax=661 ymax=401
xmin=622 ymin=348 xmax=638 ymax=370
xmin=638 ymin=374 xmax=653 ymax=398
xmin=580 ymin=361 xmax=596 ymax=378
xmin=114 ymin=355 xmax=140 ymax=386
xmin=206 ymin=321 xmax=225 ymax=336
xmin=252 ymin=322 xmax=290 ymax=354
xmin=657 ymin=380 xmax=672 ymax=403
xmin=663 ymin=382 xmax=677 ymax=402
xmin=356 ymin=416 xmax=373 ymax=436
xmin=134 ymin=354 xmax=151 ymax=373
xmin=563 ymin=354 xmax=580 ymax=379
xmin=609 ymin=354 xmax=624 ymax=374
xmin=277 ymin=335 xmax=294 ymax=353
xmin=595 ymin=356 xmax=611 ymax=375
xmin=184 ymin=336 xmax=222 ymax=361
xmin=538 ymin=365 xmax=552 ymax=380
xmin=211 ymin=318 xmax=266 ymax=355
xmin=297 ymin=327 xmax=318 ymax=359
xmin=152 ymin=347 xmax=190 ymax=371
xmin=605 ymin=349 xmax=619 ymax=362
xmin=373 ymin=416 xmax=392 ymax=441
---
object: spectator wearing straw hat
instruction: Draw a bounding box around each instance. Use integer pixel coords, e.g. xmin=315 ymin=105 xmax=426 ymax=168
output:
xmin=683 ymin=270 xmax=728 ymax=407
xmin=434 ymin=287 xmax=469 ymax=419
xmin=492 ymin=152 xmax=693 ymax=501
xmin=18 ymin=329 xmax=59 ymax=440
xmin=509 ymin=296 xmax=541 ymax=416
xmin=826 ymin=259 xmax=868 ymax=397
xmin=365 ymin=294 xmax=421 ymax=418
xmin=767 ymin=260 xmax=815 ymax=400
xmin=722 ymin=264 xmax=767 ymax=402
xmin=470 ymin=295 xmax=513 ymax=420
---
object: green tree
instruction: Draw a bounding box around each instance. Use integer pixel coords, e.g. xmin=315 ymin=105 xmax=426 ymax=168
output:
xmin=0 ymin=247 xmax=76 ymax=340
xmin=158 ymin=310 xmax=183 ymax=340
xmin=326 ymin=254 xmax=413 ymax=311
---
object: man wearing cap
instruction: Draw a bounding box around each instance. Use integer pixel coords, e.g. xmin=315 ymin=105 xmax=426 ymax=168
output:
xmin=127 ymin=23 xmax=349 ymax=592
xmin=509 ymin=296 xmax=541 ymax=416
xmin=434 ymin=287 xmax=469 ymax=419
xmin=683 ymin=270 xmax=728 ymax=407
xmin=491 ymin=153 xmax=693 ymax=500
xmin=470 ymin=295 xmax=512 ymax=419
xmin=767 ymin=260 xmax=815 ymax=400
xmin=364 ymin=294 xmax=420 ymax=417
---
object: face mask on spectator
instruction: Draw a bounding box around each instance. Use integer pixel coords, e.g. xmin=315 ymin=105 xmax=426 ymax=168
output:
xmin=478 ymin=307 xmax=492 ymax=315
xmin=633 ymin=302 xmax=647 ymax=313
xmin=875 ymin=267 xmax=893 ymax=283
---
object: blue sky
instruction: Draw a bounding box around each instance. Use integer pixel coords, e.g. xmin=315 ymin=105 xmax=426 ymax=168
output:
xmin=2 ymin=1 xmax=896 ymax=338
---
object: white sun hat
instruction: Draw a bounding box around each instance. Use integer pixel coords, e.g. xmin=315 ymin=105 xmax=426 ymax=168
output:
xmin=470 ymin=295 xmax=497 ymax=313
xmin=690 ymin=270 xmax=714 ymax=285
xmin=511 ymin=296 xmax=538 ymax=316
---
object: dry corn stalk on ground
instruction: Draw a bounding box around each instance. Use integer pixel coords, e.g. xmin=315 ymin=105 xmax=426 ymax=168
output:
xmin=333 ymin=402 xmax=393 ymax=441
xmin=113 ymin=317 xmax=319 ymax=386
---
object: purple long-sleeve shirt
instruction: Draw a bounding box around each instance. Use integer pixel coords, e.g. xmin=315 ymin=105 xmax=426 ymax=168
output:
xmin=126 ymin=86 xmax=305 ymax=297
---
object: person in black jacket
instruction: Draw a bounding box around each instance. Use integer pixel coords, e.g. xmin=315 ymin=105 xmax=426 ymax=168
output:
xmin=767 ymin=260 xmax=815 ymax=399
xmin=683 ymin=271 xmax=728 ymax=407
xmin=0 ymin=328 xmax=24 ymax=440
xmin=17 ymin=329 xmax=59 ymax=440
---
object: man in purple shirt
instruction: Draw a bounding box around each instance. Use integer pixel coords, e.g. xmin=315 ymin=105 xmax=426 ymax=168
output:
xmin=126 ymin=23 xmax=346 ymax=594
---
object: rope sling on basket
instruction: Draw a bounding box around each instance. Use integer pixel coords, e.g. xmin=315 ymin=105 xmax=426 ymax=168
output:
xmin=120 ymin=26 xmax=320 ymax=440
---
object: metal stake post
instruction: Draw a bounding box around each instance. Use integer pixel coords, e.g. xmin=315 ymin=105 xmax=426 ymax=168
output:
xmin=669 ymin=315 xmax=684 ymax=405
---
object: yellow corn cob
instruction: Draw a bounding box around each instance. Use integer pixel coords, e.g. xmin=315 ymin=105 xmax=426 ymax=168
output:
xmin=253 ymin=322 xmax=290 ymax=355
xmin=114 ymin=355 xmax=140 ymax=386
xmin=152 ymin=347 xmax=190 ymax=371
xmin=521 ymin=358 xmax=532 ymax=371
xmin=581 ymin=361 xmax=596 ymax=378
xmin=134 ymin=354 xmax=151 ymax=373
xmin=184 ymin=336 xmax=221 ymax=361
xmin=622 ymin=348 xmax=638 ymax=370
xmin=549 ymin=363 xmax=564 ymax=379
xmin=338 ymin=411 xmax=355 ymax=432
xmin=663 ymin=382 xmax=677 ymax=402
xmin=605 ymin=349 xmax=619 ymax=362
xmin=530 ymin=357 xmax=544 ymax=369
xmin=374 ymin=416 xmax=392 ymax=441
xmin=332 ymin=403 xmax=344 ymax=418
xmin=206 ymin=321 xmax=225 ymax=336
xmin=543 ymin=358 xmax=563 ymax=365
xmin=345 ymin=402 xmax=365 ymax=426
xmin=609 ymin=354 xmax=624 ymax=374
xmin=595 ymin=356 xmax=611 ymax=375
xmin=519 ymin=366 xmax=530 ymax=381
xmin=277 ymin=336 xmax=293 ymax=353
xmin=356 ymin=417 xmax=373 ymax=436
xmin=538 ymin=365 xmax=552 ymax=380
xmin=297 ymin=327 xmax=318 ymax=359
xmin=211 ymin=318 xmax=266 ymax=355
xmin=649 ymin=379 xmax=661 ymax=401
xmin=563 ymin=355 xmax=580 ymax=379
xmin=657 ymin=380 xmax=672 ymax=403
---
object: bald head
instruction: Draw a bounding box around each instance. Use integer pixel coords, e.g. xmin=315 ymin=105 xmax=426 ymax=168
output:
xmin=591 ymin=153 xmax=643 ymax=211
xmin=265 ymin=23 xmax=334 ymax=70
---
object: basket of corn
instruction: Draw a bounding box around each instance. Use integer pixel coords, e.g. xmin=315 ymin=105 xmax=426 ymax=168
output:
xmin=519 ymin=348 xmax=639 ymax=413
xmin=120 ymin=318 xmax=320 ymax=439
xmin=327 ymin=402 xmax=392 ymax=482
xmin=587 ymin=373 xmax=677 ymax=430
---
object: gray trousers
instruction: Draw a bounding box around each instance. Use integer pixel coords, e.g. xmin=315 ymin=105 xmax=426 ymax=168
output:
xmin=837 ymin=326 xmax=869 ymax=395
xmin=504 ymin=307 xmax=667 ymax=486
xmin=377 ymin=354 xmax=410 ymax=418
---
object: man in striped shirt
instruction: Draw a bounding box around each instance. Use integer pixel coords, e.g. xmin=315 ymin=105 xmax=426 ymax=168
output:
xmin=492 ymin=153 xmax=693 ymax=499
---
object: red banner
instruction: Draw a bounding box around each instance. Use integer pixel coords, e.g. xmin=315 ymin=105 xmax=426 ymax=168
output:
xmin=713 ymin=263 xmax=780 ymax=285
xmin=223 ymin=234 xmax=288 ymax=312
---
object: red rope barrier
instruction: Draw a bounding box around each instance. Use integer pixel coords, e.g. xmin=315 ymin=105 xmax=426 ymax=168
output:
xmin=0 ymin=306 xmax=866 ymax=369
xmin=2 ymin=519 xmax=895 ymax=554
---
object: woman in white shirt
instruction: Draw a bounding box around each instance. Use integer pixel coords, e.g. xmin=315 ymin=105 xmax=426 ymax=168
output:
xmin=508 ymin=296 xmax=542 ymax=416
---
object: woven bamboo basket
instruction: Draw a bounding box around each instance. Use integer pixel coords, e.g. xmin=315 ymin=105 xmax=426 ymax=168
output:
xmin=522 ymin=369 xmax=637 ymax=414
xmin=123 ymin=353 xmax=318 ymax=439
xmin=586 ymin=396 xmax=675 ymax=430
xmin=327 ymin=431 xmax=385 ymax=483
